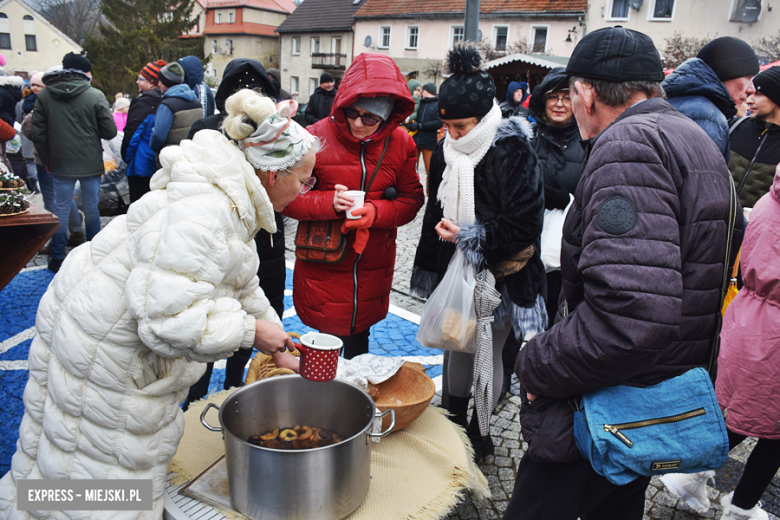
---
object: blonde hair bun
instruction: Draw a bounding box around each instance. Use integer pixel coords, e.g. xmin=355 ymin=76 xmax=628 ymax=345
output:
xmin=222 ymin=90 xmax=277 ymax=141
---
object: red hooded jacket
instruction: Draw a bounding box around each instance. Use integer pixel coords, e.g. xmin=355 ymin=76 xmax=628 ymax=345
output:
xmin=284 ymin=54 xmax=424 ymax=336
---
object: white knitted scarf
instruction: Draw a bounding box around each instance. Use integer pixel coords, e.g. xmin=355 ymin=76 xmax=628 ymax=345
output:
xmin=438 ymin=103 xmax=503 ymax=225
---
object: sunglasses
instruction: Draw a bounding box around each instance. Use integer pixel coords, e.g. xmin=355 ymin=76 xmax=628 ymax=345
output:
xmin=343 ymin=107 xmax=381 ymax=126
xmin=284 ymin=170 xmax=317 ymax=194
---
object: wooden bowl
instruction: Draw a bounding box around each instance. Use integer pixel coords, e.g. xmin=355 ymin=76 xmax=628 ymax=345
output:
xmin=374 ymin=362 xmax=436 ymax=431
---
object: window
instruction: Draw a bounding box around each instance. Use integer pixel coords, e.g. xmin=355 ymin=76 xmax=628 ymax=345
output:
xmin=649 ymin=0 xmax=675 ymax=20
xmin=311 ymin=36 xmax=319 ymax=54
xmin=531 ymin=26 xmax=547 ymax=53
xmin=0 ymin=33 xmax=10 ymax=50
xmin=494 ymin=25 xmax=508 ymax=51
xmin=290 ymin=76 xmax=299 ymax=94
xmin=23 ymin=15 xmax=32 ymax=20
xmin=608 ymin=0 xmax=630 ymax=20
xmin=451 ymin=26 xmax=464 ymax=48
xmin=292 ymin=37 xmax=300 ymax=55
xmin=212 ymin=39 xmax=217 ymax=53
xmin=309 ymin=78 xmax=318 ymax=95
xmin=228 ymin=12 xmax=234 ymax=23
xmin=25 ymin=35 xmax=36 ymax=51
xmin=217 ymin=13 xmax=222 ymax=23
xmin=406 ymin=26 xmax=418 ymax=49
xmin=379 ymin=26 xmax=390 ymax=48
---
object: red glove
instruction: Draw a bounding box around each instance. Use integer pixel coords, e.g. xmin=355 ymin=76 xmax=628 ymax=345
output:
xmin=341 ymin=203 xmax=376 ymax=254
xmin=342 ymin=203 xmax=376 ymax=230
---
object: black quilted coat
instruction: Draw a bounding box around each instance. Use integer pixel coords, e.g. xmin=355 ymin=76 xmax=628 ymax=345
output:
xmin=411 ymin=117 xmax=546 ymax=310
xmin=516 ymin=98 xmax=740 ymax=463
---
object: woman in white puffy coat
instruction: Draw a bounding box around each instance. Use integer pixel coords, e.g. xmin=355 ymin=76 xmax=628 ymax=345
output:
xmin=0 ymin=91 xmax=318 ymax=519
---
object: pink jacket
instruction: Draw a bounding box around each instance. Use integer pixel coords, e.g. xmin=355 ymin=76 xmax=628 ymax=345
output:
xmin=113 ymin=112 xmax=127 ymax=133
xmin=716 ymin=166 xmax=780 ymax=439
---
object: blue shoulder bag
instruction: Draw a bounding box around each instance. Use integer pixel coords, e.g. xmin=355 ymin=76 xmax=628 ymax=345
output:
xmin=572 ymin=176 xmax=737 ymax=486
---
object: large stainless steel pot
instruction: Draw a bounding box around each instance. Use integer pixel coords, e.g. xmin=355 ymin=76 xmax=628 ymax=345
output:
xmin=200 ymin=375 xmax=395 ymax=520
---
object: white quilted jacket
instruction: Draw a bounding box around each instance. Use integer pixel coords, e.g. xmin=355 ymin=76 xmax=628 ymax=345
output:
xmin=0 ymin=130 xmax=281 ymax=519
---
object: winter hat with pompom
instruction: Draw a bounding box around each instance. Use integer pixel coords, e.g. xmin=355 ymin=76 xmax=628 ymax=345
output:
xmin=438 ymin=42 xmax=496 ymax=119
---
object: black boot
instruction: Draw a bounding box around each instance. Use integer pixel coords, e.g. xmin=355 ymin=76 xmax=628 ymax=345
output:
xmin=467 ymin=413 xmax=494 ymax=463
xmin=446 ymin=394 xmax=470 ymax=429
xmin=497 ymin=371 xmax=512 ymax=403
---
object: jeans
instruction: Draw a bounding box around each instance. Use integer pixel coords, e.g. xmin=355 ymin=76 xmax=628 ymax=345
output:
xmin=50 ymin=174 xmax=101 ymax=260
xmin=37 ymin=166 xmax=82 ymax=231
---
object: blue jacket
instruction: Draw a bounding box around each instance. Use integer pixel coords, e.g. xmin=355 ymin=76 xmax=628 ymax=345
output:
xmin=178 ymin=56 xmax=216 ymax=118
xmin=126 ymin=114 xmax=156 ymax=178
xmin=662 ymin=58 xmax=736 ymax=161
xmin=150 ymin=84 xmax=198 ymax=151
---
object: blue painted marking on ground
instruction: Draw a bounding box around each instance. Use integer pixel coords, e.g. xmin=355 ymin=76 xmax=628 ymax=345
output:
xmin=0 ymin=266 xmax=430 ymax=473
xmin=0 ymin=269 xmax=53 ymax=342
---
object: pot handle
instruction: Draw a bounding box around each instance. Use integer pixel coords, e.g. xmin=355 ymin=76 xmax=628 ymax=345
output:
xmin=368 ymin=409 xmax=395 ymax=442
xmin=200 ymin=403 xmax=222 ymax=433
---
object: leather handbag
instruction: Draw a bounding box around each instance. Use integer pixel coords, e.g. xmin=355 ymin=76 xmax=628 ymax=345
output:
xmin=294 ymin=138 xmax=390 ymax=264
xmin=572 ymin=176 xmax=738 ymax=485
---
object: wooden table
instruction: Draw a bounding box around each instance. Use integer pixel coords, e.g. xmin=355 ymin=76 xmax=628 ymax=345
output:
xmin=0 ymin=203 xmax=60 ymax=290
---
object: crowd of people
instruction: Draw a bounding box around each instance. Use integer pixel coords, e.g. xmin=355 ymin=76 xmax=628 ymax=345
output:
xmin=0 ymin=24 xmax=778 ymax=520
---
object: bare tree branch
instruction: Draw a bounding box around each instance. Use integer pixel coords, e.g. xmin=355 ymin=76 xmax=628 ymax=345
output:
xmin=754 ymin=31 xmax=780 ymax=63
xmin=661 ymin=31 xmax=712 ymax=69
xmin=37 ymin=0 xmax=102 ymax=45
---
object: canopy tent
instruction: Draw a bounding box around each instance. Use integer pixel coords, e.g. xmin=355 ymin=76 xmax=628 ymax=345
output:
xmin=484 ymin=54 xmax=570 ymax=104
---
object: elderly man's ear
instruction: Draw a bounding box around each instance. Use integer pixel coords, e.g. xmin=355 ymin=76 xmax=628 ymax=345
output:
xmin=574 ymin=80 xmax=595 ymax=115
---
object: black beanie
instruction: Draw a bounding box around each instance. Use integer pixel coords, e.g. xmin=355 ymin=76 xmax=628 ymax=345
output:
xmin=753 ymin=66 xmax=780 ymax=108
xmin=422 ymin=82 xmax=437 ymax=95
xmin=320 ymin=72 xmax=334 ymax=84
xmin=62 ymin=52 xmax=92 ymax=73
xmin=439 ymin=43 xmax=496 ymax=119
xmin=697 ymin=37 xmax=759 ymax=81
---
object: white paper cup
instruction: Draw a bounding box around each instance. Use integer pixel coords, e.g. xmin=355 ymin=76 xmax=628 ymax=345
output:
xmin=345 ymin=190 xmax=366 ymax=220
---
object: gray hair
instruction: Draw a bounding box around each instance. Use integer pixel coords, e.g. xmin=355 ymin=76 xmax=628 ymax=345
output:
xmin=569 ymin=76 xmax=665 ymax=107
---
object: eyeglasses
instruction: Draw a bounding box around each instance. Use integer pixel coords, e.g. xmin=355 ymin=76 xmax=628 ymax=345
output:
xmin=343 ymin=107 xmax=381 ymax=126
xmin=284 ymin=170 xmax=317 ymax=194
xmin=545 ymin=93 xmax=571 ymax=105
xmin=137 ymin=77 xmax=149 ymax=83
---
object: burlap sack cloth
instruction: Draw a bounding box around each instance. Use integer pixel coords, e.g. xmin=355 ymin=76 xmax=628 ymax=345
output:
xmin=169 ymin=389 xmax=490 ymax=520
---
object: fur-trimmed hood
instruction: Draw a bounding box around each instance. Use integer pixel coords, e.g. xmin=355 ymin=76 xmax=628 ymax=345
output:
xmin=0 ymin=75 xmax=24 ymax=88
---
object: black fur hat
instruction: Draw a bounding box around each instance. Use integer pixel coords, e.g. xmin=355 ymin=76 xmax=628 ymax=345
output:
xmin=439 ymin=43 xmax=496 ymax=119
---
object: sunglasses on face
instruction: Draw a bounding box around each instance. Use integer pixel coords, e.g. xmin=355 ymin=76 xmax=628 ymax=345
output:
xmin=343 ymin=107 xmax=381 ymax=126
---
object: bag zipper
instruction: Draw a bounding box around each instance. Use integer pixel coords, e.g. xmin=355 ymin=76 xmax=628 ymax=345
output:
xmin=603 ymin=408 xmax=706 ymax=448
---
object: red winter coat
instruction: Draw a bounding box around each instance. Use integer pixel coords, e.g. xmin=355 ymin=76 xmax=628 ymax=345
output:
xmin=283 ymin=54 xmax=424 ymax=336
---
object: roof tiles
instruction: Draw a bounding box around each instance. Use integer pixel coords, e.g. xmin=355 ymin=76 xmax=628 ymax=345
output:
xmin=276 ymin=0 xmax=365 ymax=33
xmin=354 ymin=0 xmax=587 ymax=17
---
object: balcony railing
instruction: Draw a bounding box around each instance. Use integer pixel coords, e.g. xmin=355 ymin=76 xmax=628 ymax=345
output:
xmin=311 ymin=53 xmax=348 ymax=70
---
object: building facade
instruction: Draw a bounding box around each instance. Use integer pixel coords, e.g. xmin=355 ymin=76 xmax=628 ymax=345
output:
xmin=203 ymin=0 xmax=296 ymax=82
xmin=0 ymin=0 xmax=82 ymax=77
xmin=352 ymin=0 xmax=588 ymax=88
xmin=585 ymin=0 xmax=776 ymax=56
xmin=276 ymin=0 xmax=362 ymax=104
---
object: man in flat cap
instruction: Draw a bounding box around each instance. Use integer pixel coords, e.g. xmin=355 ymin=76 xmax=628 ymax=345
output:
xmin=505 ymin=27 xmax=739 ymax=518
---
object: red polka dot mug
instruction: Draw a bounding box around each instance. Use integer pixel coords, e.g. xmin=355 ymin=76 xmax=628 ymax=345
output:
xmin=297 ymin=332 xmax=343 ymax=381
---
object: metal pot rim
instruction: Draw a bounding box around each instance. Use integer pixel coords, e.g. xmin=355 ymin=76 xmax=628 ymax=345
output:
xmin=216 ymin=375 xmax=377 ymax=452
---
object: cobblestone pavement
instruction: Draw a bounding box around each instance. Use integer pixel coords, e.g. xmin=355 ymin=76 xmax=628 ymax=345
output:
xmin=20 ymin=163 xmax=780 ymax=519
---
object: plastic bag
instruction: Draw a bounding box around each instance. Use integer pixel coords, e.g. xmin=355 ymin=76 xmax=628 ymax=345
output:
xmin=415 ymin=249 xmax=478 ymax=354
xmin=73 ymin=166 xmax=130 ymax=216
xmin=540 ymin=194 xmax=574 ymax=273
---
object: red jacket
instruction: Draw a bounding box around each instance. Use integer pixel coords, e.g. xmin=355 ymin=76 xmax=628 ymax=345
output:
xmin=284 ymin=53 xmax=424 ymax=336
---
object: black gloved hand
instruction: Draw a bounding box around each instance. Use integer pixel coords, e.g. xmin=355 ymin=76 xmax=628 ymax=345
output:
xmin=406 ymin=122 xmax=420 ymax=131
